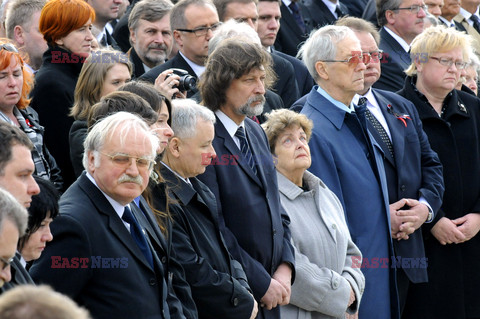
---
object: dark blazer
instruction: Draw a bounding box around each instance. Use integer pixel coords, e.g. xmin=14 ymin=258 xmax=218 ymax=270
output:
xmin=398 ymin=78 xmax=480 ymax=319
xmin=197 ymin=117 xmax=295 ymax=319
xmin=362 ymin=0 xmax=379 ymax=28
xmin=69 ymin=120 xmax=87 ymax=178
xmin=156 ymin=165 xmax=254 ymax=319
xmin=341 ymin=0 xmax=368 ymax=18
xmin=274 ymin=2 xmax=310 ymax=57
xmin=30 ymin=46 xmax=84 ymax=189
xmin=128 ymin=47 xmax=147 ymax=79
xmin=300 ymin=87 xmax=399 ymax=319
xmin=30 ymin=173 xmax=174 ymax=319
xmin=272 ymin=49 xmax=314 ymax=98
xmin=368 ymin=89 xmax=444 ymax=284
xmin=300 ymin=0 xmax=348 ymax=29
xmin=0 ymin=253 xmax=34 ymax=294
xmin=270 ymin=53 xmax=300 ymax=109
xmin=140 ymin=53 xmax=198 ymax=98
xmin=373 ymin=28 xmax=411 ymax=92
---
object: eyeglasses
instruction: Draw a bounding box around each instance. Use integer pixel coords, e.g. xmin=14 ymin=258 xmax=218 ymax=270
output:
xmin=0 ymin=43 xmax=18 ymax=53
xmin=176 ymin=23 xmax=222 ymax=37
xmin=322 ymin=53 xmax=364 ymax=65
xmin=363 ymin=50 xmax=384 ymax=63
xmin=100 ymin=152 xmax=156 ymax=170
xmin=393 ymin=5 xmax=427 ymax=14
xmin=430 ymin=57 xmax=467 ymax=69
xmin=0 ymin=256 xmax=14 ymax=271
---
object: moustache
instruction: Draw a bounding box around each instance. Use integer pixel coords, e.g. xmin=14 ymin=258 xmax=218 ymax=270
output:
xmin=118 ymin=174 xmax=144 ymax=186
xmin=248 ymin=95 xmax=266 ymax=106
xmin=148 ymin=43 xmax=167 ymax=51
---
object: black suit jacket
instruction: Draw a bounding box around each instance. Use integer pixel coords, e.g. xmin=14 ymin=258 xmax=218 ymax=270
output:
xmin=0 ymin=253 xmax=34 ymax=294
xmin=156 ymin=166 xmax=254 ymax=319
xmin=301 ymin=0 xmax=348 ymax=29
xmin=374 ymin=28 xmax=411 ymax=92
xmin=197 ymin=117 xmax=295 ymax=319
xmin=128 ymin=47 xmax=147 ymax=79
xmin=270 ymin=53 xmax=299 ymax=108
xmin=274 ymin=2 xmax=310 ymax=57
xmin=30 ymin=173 xmax=173 ymax=319
xmin=272 ymin=49 xmax=314 ymax=98
xmin=368 ymin=89 xmax=444 ymax=283
xmin=140 ymin=53 xmax=198 ymax=98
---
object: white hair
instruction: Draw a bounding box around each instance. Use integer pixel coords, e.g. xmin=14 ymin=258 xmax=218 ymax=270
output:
xmin=0 ymin=188 xmax=27 ymax=237
xmin=171 ymin=99 xmax=215 ymax=139
xmin=209 ymin=19 xmax=262 ymax=54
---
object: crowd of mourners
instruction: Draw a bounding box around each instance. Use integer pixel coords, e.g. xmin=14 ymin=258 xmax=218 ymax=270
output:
xmin=0 ymin=0 xmax=479 ymax=318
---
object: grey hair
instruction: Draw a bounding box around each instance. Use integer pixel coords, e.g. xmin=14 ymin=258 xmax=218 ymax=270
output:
xmin=0 ymin=188 xmax=28 ymax=237
xmin=5 ymin=0 xmax=46 ymax=39
xmin=298 ymin=25 xmax=358 ymax=81
xmin=209 ymin=19 xmax=261 ymax=54
xmin=128 ymin=0 xmax=173 ymax=32
xmin=82 ymin=112 xmax=159 ymax=171
xmin=376 ymin=0 xmax=402 ymax=27
xmin=467 ymin=49 xmax=480 ymax=72
xmin=171 ymin=99 xmax=216 ymax=139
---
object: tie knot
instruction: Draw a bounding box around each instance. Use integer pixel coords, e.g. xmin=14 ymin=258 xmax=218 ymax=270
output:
xmin=235 ymin=126 xmax=246 ymax=139
xmin=358 ymin=97 xmax=368 ymax=107
xmin=471 ymin=14 xmax=480 ymax=22
xmin=288 ymin=2 xmax=299 ymax=13
xmin=122 ymin=205 xmax=135 ymax=224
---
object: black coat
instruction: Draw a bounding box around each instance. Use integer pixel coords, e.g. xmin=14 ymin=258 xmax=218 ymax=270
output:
xmin=272 ymin=49 xmax=314 ymax=98
xmin=398 ymin=77 xmax=480 ymax=319
xmin=128 ymin=47 xmax=147 ymax=79
xmin=69 ymin=120 xmax=87 ymax=179
xmin=0 ymin=253 xmax=34 ymax=294
xmin=270 ymin=52 xmax=299 ymax=108
xmin=30 ymin=173 xmax=189 ymax=319
xmin=30 ymin=46 xmax=84 ymax=189
xmin=154 ymin=165 xmax=254 ymax=319
xmin=274 ymin=2 xmax=311 ymax=57
xmin=300 ymin=0 xmax=348 ymax=29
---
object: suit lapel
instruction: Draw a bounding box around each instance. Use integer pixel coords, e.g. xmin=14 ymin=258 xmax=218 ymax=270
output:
xmin=134 ymin=198 xmax=168 ymax=257
xmin=374 ymin=90 xmax=406 ymax=168
xmin=78 ymin=175 xmax=153 ymax=271
xmin=215 ymin=117 xmax=263 ymax=186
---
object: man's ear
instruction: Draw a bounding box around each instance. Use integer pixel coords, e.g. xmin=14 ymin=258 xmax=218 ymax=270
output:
xmin=87 ymin=151 xmax=96 ymax=173
xmin=13 ymin=25 xmax=25 ymax=46
xmin=173 ymin=30 xmax=183 ymax=47
xmin=129 ymin=28 xmax=136 ymax=46
xmin=385 ymin=9 xmax=396 ymax=26
xmin=315 ymin=61 xmax=329 ymax=80
xmin=168 ymin=137 xmax=181 ymax=158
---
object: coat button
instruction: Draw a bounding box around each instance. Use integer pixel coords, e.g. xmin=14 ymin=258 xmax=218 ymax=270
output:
xmin=161 ymin=256 xmax=167 ymax=264
xmin=273 ymin=228 xmax=277 ymax=235
xmin=233 ymin=298 xmax=239 ymax=306
xmin=332 ymin=278 xmax=339 ymax=289
xmin=400 ymin=185 xmax=406 ymax=192
xmin=149 ymin=278 xmax=156 ymax=286
xmin=332 ymin=224 xmax=337 ymax=230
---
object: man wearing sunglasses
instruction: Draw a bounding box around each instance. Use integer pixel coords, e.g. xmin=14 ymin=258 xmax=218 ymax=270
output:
xmin=295 ymin=24 xmax=399 ymax=319
xmin=375 ymin=0 xmax=426 ymax=92
xmin=337 ymin=16 xmax=444 ymax=317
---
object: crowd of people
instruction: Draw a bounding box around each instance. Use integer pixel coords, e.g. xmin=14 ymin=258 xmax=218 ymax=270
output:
xmin=0 ymin=0 xmax=479 ymax=318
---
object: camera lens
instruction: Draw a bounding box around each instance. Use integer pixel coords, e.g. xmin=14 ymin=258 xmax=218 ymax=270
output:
xmin=178 ymin=75 xmax=197 ymax=92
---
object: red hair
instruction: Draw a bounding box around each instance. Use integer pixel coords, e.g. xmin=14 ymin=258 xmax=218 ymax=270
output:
xmin=39 ymin=0 xmax=95 ymax=47
xmin=0 ymin=40 xmax=33 ymax=109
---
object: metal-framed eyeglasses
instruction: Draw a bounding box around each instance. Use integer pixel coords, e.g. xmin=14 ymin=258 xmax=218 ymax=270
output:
xmin=176 ymin=23 xmax=222 ymax=37
xmin=429 ymin=57 xmax=467 ymax=70
xmin=393 ymin=5 xmax=427 ymax=14
xmin=0 ymin=256 xmax=14 ymax=271
xmin=100 ymin=152 xmax=156 ymax=170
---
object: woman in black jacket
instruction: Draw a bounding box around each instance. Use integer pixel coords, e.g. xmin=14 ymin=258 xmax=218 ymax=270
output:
xmin=0 ymin=40 xmax=63 ymax=191
xmin=30 ymin=0 xmax=95 ymax=188
xmin=398 ymin=26 xmax=480 ymax=319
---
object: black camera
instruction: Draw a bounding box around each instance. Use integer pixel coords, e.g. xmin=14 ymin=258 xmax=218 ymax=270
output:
xmin=166 ymin=68 xmax=197 ymax=92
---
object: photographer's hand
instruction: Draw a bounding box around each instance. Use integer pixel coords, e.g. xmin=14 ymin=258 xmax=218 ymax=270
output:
xmin=154 ymin=69 xmax=184 ymax=99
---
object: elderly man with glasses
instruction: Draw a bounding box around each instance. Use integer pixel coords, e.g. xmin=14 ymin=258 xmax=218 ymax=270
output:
xmin=374 ymin=0 xmax=427 ymax=92
xmin=295 ymin=24 xmax=400 ymax=319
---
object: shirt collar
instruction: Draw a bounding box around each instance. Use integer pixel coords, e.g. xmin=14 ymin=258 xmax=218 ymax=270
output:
xmin=179 ymin=51 xmax=205 ymax=77
xmin=86 ymin=172 xmax=125 ymax=220
xmin=383 ymin=26 xmax=410 ymax=52
xmin=316 ymin=85 xmax=354 ymax=113
xmin=215 ymin=110 xmax=245 ymax=139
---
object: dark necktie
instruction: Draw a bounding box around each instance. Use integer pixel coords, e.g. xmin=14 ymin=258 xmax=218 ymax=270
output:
xmin=235 ymin=126 xmax=257 ymax=175
xmin=359 ymin=97 xmax=395 ymax=159
xmin=470 ymin=15 xmax=480 ymax=34
xmin=122 ymin=205 xmax=154 ymax=268
xmin=288 ymin=2 xmax=306 ymax=34
xmin=335 ymin=6 xmax=344 ymax=18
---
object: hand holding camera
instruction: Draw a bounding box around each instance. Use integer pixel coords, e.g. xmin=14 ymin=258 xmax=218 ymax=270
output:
xmin=154 ymin=68 xmax=196 ymax=99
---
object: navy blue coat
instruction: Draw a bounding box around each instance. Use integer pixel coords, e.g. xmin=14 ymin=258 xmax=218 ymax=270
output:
xmin=300 ymin=87 xmax=399 ymax=319
xmin=197 ymin=117 xmax=295 ymax=319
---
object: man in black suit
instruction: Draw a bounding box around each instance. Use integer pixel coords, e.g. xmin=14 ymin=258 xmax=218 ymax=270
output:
xmin=127 ymin=0 xmax=173 ymax=78
xmin=274 ymin=0 xmax=310 ymax=57
xmin=257 ymin=0 xmax=314 ymax=97
xmin=140 ymin=0 xmax=221 ymax=98
xmin=374 ymin=0 xmax=426 ymax=92
xmin=30 ymin=112 xmax=188 ymax=319
xmin=157 ymin=99 xmax=258 ymax=319
xmin=87 ymin=0 xmax=122 ymax=49
xmin=198 ymin=39 xmax=295 ymax=319
xmin=214 ymin=0 xmax=300 ymax=108
xmin=338 ymin=17 xmax=444 ymax=315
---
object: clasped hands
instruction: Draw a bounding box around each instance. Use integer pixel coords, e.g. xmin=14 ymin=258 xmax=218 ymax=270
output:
xmin=259 ymin=263 xmax=292 ymax=310
xmin=390 ymin=198 xmax=429 ymax=240
xmin=431 ymin=213 xmax=480 ymax=245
